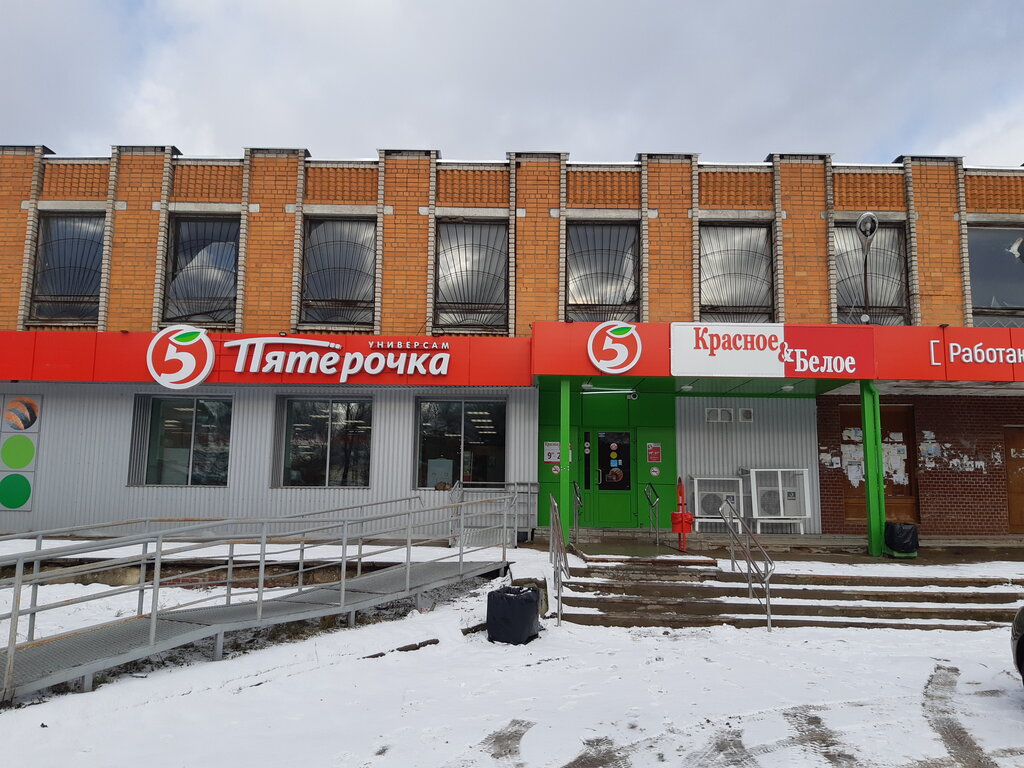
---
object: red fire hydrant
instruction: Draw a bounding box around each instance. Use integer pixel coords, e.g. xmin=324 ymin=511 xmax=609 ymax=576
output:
xmin=672 ymin=477 xmax=694 ymax=551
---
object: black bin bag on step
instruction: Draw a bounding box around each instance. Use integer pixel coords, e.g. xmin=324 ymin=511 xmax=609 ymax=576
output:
xmin=486 ymin=585 xmax=540 ymax=645
xmin=884 ymin=521 xmax=920 ymax=553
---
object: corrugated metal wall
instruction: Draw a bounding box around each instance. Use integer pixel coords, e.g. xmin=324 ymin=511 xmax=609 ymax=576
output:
xmin=3 ymin=383 xmax=537 ymax=535
xmin=676 ymin=396 xmax=821 ymax=532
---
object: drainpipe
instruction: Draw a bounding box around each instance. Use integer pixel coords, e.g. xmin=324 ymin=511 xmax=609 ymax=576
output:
xmin=860 ymin=379 xmax=886 ymax=556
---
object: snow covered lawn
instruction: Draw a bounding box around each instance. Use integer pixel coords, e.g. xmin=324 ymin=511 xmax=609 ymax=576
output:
xmin=2 ymin=549 xmax=1023 ymax=767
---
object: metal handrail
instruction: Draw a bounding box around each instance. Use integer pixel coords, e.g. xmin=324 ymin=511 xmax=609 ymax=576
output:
xmin=644 ymin=482 xmax=661 ymax=547
xmin=547 ymin=494 xmax=571 ymax=626
xmin=717 ymin=498 xmax=775 ymax=631
xmin=1 ymin=495 xmax=513 ymax=702
xmin=571 ymin=481 xmax=583 ymax=545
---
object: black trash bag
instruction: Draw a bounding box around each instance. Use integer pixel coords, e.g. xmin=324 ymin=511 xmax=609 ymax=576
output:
xmin=486 ymin=585 xmax=540 ymax=645
xmin=885 ymin=521 xmax=919 ymax=553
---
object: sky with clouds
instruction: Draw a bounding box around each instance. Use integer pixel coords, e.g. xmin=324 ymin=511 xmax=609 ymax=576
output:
xmin=3 ymin=0 xmax=1023 ymax=165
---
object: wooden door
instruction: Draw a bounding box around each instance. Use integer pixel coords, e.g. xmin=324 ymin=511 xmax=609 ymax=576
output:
xmin=1004 ymin=428 xmax=1024 ymax=533
xmin=840 ymin=405 xmax=919 ymax=524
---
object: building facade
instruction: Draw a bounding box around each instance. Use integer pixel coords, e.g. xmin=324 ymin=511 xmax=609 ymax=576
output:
xmin=1 ymin=145 xmax=1023 ymax=539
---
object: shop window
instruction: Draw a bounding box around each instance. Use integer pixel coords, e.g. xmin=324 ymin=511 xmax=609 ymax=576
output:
xmin=300 ymin=219 xmax=376 ymax=326
xmin=967 ymin=227 xmax=1024 ymax=327
xmin=434 ymin=221 xmax=508 ymax=333
xmin=29 ymin=214 xmax=104 ymax=322
xmin=163 ymin=217 xmax=240 ymax=325
xmin=566 ymin=223 xmax=639 ymax=322
xmin=417 ymin=400 xmax=506 ymax=489
xmin=133 ymin=397 xmax=232 ymax=486
xmin=835 ymin=224 xmax=909 ymax=325
xmin=280 ymin=398 xmax=372 ymax=487
xmin=699 ymin=225 xmax=774 ymax=322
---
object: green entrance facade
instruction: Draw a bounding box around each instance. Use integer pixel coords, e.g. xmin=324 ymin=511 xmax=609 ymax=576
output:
xmin=537 ymin=376 xmax=676 ymax=529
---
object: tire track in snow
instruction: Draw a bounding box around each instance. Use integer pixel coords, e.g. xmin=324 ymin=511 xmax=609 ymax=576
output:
xmin=921 ymin=665 xmax=999 ymax=768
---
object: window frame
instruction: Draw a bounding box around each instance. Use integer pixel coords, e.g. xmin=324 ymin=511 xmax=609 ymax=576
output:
xmin=28 ymin=213 xmax=105 ymax=325
xmin=433 ymin=219 xmax=509 ymax=334
xmin=698 ymin=223 xmax=775 ymax=323
xmin=276 ymin=396 xmax=373 ymax=488
xmin=967 ymin=225 xmax=1024 ymax=328
xmin=298 ymin=217 xmax=377 ymax=329
xmin=565 ymin=221 xmax=641 ymax=323
xmin=130 ymin=395 xmax=233 ymax=487
xmin=415 ymin=398 xmax=507 ymax=490
xmin=834 ymin=222 xmax=910 ymax=326
xmin=162 ymin=215 xmax=241 ymax=327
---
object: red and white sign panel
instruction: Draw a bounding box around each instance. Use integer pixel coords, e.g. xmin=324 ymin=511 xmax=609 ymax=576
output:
xmin=670 ymin=323 xmax=875 ymax=379
xmin=533 ymin=321 xmax=671 ymax=377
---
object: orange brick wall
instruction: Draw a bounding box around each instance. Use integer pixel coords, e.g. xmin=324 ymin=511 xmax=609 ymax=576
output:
xmin=913 ymin=163 xmax=964 ymax=325
xmin=242 ymin=155 xmax=299 ymax=333
xmin=779 ymin=162 xmax=830 ymax=323
xmin=106 ymin=154 xmax=165 ymax=331
xmin=380 ymin=155 xmax=430 ymax=334
xmin=171 ymin=164 xmax=242 ymax=202
xmin=0 ymin=154 xmax=35 ymax=329
xmin=40 ymin=163 xmax=108 ymax=201
xmin=513 ymin=160 xmax=561 ymax=334
xmin=646 ymin=161 xmax=693 ymax=321
xmin=965 ymin=175 xmax=1024 ymax=213
xmin=834 ymin=172 xmax=906 ymax=211
xmin=437 ymin=169 xmax=508 ymax=207
xmin=567 ymin=170 xmax=639 ymax=209
xmin=699 ymin=171 xmax=773 ymax=209
xmin=305 ymin=167 xmax=377 ymax=205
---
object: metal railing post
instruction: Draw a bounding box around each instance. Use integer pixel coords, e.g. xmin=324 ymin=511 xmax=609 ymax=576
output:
xmin=3 ymin=559 xmax=25 ymax=702
xmin=149 ymin=535 xmax=163 ymax=646
xmin=226 ymin=542 xmax=235 ymax=606
xmin=136 ymin=540 xmax=150 ymax=617
xmin=339 ymin=520 xmax=348 ymax=608
xmin=405 ymin=507 xmax=413 ymax=593
xmin=298 ymin=540 xmax=306 ymax=592
xmin=458 ymin=501 xmax=465 ymax=574
xmin=27 ymin=535 xmax=42 ymax=641
xmin=256 ymin=522 xmax=268 ymax=622
xmin=501 ymin=496 xmax=508 ymax=563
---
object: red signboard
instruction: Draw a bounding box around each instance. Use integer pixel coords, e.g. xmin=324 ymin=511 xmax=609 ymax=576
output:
xmin=533 ymin=321 xmax=671 ymax=378
xmin=0 ymin=330 xmax=533 ymax=388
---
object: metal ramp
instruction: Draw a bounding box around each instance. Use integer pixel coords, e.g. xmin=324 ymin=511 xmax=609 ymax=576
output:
xmin=2 ymin=495 xmax=515 ymax=702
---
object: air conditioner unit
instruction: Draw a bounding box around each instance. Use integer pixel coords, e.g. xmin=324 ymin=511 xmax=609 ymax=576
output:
xmin=758 ymin=487 xmax=801 ymax=517
xmin=698 ymin=490 xmax=739 ymax=517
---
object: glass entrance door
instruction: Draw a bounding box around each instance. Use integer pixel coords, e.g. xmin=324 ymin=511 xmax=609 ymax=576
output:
xmin=583 ymin=429 xmax=637 ymax=526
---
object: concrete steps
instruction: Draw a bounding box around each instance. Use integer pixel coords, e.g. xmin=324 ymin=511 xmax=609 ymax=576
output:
xmin=560 ymin=557 xmax=1024 ymax=631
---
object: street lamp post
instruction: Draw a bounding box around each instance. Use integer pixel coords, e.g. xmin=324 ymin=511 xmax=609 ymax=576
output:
xmin=855 ymin=212 xmax=879 ymax=324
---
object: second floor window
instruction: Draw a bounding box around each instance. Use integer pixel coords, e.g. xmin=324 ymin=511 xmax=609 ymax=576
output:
xmin=434 ymin=221 xmax=508 ymax=333
xmin=566 ymin=223 xmax=640 ymax=322
xmin=301 ymin=219 xmax=376 ymax=326
xmin=29 ymin=214 xmax=104 ymax=322
xmin=835 ymin=224 xmax=909 ymax=325
xmin=700 ymin=225 xmax=774 ymax=323
xmin=164 ymin=217 xmax=240 ymax=325
xmin=968 ymin=227 xmax=1024 ymax=327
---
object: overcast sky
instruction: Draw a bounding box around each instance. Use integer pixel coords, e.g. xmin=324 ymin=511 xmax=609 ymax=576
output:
xmin=4 ymin=0 xmax=1023 ymax=166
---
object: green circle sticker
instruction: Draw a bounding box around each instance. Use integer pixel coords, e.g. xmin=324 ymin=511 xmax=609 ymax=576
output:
xmin=0 ymin=474 xmax=31 ymax=509
xmin=2 ymin=435 xmax=35 ymax=469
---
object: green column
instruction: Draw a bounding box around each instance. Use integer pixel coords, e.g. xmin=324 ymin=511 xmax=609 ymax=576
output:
xmin=860 ymin=379 xmax=886 ymax=556
xmin=559 ymin=377 xmax=572 ymax=542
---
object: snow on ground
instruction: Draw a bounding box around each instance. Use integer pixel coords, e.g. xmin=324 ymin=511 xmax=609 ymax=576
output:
xmin=2 ymin=547 xmax=1023 ymax=767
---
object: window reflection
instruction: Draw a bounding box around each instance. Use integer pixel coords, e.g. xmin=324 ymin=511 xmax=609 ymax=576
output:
xmin=968 ymin=227 xmax=1024 ymax=327
xmin=700 ymin=226 xmax=773 ymax=322
xmin=566 ymin=223 xmax=639 ymax=322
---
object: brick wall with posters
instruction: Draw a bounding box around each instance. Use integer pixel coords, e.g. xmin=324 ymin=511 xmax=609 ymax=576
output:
xmin=817 ymin=394 xmax=1024 ymax=536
